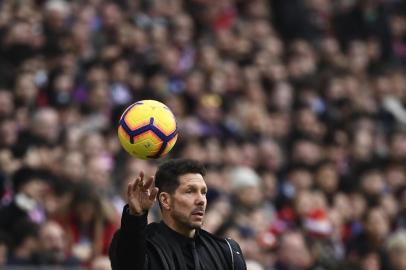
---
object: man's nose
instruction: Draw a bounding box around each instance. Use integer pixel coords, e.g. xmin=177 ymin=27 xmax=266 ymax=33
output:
xmin=196 ymin=193 xmax=206 ymax=205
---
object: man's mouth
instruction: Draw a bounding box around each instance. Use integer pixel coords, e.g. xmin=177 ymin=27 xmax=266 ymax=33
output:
xmin=191 ymin=210 xmax=205 ymax=216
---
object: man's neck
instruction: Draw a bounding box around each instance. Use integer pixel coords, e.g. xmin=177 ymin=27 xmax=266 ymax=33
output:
xmin=162 ymin=217 xmax=196 ymax=238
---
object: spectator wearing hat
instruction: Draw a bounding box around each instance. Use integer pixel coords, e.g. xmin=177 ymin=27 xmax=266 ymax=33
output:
xmin=230 ymin=166 xmax=262 ymax=210
xmin=226 ymin=166 xmax=275 ymax=262
xmin=304 ymin=208 xmax=345 ymax=270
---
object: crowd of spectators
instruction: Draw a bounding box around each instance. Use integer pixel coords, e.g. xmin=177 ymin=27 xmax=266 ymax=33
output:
xmin=0 ymin=0 xmax=406 ymax=269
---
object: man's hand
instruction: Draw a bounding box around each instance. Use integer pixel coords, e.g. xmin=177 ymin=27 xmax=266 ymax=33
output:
xmin=127 ymin=171 xmax=159 ymax=216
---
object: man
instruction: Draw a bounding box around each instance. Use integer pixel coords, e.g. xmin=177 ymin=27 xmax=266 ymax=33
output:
xmin=36 ymin=221 xmax=80 ymax=266
xmin=109 ymin=159 xmax=247 ymax=270
xmin=386 ymin=231 xmax=406 ymax=270
xmin=272 ymin=231 xmax=313 ymax=270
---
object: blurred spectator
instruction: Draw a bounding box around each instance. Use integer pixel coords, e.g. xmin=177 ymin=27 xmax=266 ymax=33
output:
xmin=272 ymin=231 xmax=314 ymax=270
xmin=246 ymin=259 xmax=265 ymax=270
xmin=386 ymin=231 xmax=406 ymax=270
xmin=230 ymin=166 xmax=262 ymax=210
xmin=347 ymin=206 xmax=390 ymax=266
xmin=0 ymin=90 xmax=14 ymax=119
xmin=66 ymin=182 xmax=118 ymax=263
xmin=16 ymin=108 xmax=61 ymax=157
xmin=43 ymin=177 xmax=74 ymax=227
xmin=36 ymin=220 xmax=80 ymax=266
xmin=7 ymin=220 xmax=40 ymax=266
xmin=333 ymin=0 xmax=392 ymax=60
xmin=91 ymin=256 xmax=112 ymax=270
xmin=0 ymin=167 xmax=49 ymax=235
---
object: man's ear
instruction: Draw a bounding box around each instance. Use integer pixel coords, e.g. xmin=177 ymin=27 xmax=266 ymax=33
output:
xmin=159 ymin=192 xmax=171 ymax=210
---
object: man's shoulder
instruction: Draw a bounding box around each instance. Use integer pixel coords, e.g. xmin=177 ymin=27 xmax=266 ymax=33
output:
xmin=144 ymin=225 xmax=228 ymax=246
xmin=199 ymin=230 xmax=246 ymax=270
xmin=199 ymin=228 xmax=227 ymax=242
xmin=198 ymin=229 xmax=242 ymax=252
xmin=198 ymin=229 xmax=241 ymax=246
xmin=145 ymin=222 xmax=161 ymax=235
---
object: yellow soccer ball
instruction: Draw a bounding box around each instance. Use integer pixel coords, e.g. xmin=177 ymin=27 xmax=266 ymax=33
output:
xmin=117 ymin=100 xmax=178 ymax=159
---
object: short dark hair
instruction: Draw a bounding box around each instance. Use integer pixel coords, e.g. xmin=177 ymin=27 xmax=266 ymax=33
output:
xmin=71 ymin=182 xmax=102 ymax=216
xmin=12 ymin=167 xmax=51 ymax=192
xmin=155 ymin=159 xmax=206 ymax=197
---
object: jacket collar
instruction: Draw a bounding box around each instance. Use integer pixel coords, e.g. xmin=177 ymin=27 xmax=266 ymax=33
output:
xmin=159 ymin=221 xmax=200 ymax=246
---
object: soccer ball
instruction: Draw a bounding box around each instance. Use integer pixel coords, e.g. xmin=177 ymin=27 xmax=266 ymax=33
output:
xmin=117 ymin=100 xmax=178 ymax=159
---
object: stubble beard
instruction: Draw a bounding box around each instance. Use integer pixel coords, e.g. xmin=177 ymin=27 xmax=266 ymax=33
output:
xmin=171 ymin=207 xmax=204 ymax=230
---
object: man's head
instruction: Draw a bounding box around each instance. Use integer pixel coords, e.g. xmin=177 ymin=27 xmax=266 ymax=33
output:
xmin=277 ymin=231 xmax=312 ymax=269
xmin=363 ymin=207 xmax=389 ymax=241
xmin=387 ymin=232 xmax=406 ymax=270
xmin=12 ymin=167 xmax=49 ymax=202
xmin=229 ymin=166 xmax=262 ymax=208
xmin=38 ymin=221 xmax=67 ymax=264
xmin=155 ymin=159 xmax=207 ymax=235
xmin=31 ymin=108 xmax=60 ymax=144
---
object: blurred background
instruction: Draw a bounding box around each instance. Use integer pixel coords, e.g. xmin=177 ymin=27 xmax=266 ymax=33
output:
xmin=0 ymin=0 xmax=406 ymax=269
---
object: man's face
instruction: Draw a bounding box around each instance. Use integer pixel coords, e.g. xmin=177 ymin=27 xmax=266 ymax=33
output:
xmin=389 ymin=248 xmax=406 ymax=270
xmin=170 ymin=173 xmax=207 ymax=230
xmin=365 ymin=208 xmax=389 ymax=240
xmin=41 ymin=223 xmax=65 ymax=252
xmin=279 ymin=233 xmax=312 ymax=268
xmin=40 ymin=222 xmax=66 ymax=262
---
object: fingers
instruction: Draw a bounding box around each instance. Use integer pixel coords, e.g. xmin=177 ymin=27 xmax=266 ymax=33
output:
xmin=149 ymin=187 xmax=159 ymax=201
xmin=128 ymin=173 xmax=154 ymax=194
xmin=128 ymin=178 xmax=137 ymax=198
xmin=142 ymin=176 xmax=155 ymax=191
xmin=127 ymin=182 xmax=131 ymax=198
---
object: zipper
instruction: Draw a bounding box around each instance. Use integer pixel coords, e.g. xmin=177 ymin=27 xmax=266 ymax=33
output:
xmin=225 ymin=238 xmax=234 ymax=270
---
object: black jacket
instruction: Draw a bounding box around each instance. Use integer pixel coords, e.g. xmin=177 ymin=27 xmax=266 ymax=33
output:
xmin=109 ymin=205 xmax=247 ymax=270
